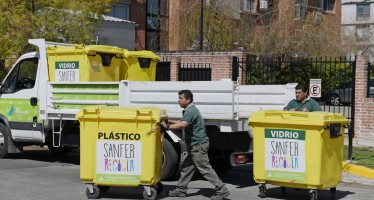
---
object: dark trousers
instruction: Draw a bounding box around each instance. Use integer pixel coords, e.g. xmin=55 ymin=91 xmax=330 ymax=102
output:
xmin=176 ymin=141 xmax=227 ymax=194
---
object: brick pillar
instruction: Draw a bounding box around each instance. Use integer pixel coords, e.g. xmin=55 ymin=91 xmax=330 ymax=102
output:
xmin=354 ymin=55 xmax=374 ymax=145
xmin=211 ymin=56 xmax=232 ymax=80
xmin=170 ymin=56 xmax=180 ymax=81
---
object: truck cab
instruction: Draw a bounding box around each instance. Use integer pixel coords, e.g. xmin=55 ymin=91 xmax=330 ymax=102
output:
xmin=0 ymin=51 xmax=45 ymax=157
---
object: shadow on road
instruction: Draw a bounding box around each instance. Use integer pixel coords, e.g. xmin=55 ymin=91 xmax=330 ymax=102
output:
xmin=5 ymin=147 xmax=80 ymax=165
xmin=260 ymin=186 xmax=355 ymax=200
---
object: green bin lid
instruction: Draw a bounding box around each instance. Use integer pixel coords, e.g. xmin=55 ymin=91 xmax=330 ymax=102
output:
xmin=249 ymin=110 xmax=350 ymax=126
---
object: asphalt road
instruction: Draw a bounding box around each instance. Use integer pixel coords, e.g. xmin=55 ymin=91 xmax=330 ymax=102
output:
xmin=0 ymin=148 xmax=373 ymax=200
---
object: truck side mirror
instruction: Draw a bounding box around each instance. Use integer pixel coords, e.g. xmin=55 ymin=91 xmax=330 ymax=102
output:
xmin=30 ymin=97 xmax=37 ymax=106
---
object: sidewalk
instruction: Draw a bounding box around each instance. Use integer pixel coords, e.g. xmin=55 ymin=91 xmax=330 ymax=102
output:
xmin=342 ymin=162 xmax=374 ymax=186
xmin=342 ymin=137 xmax=374 ymax=186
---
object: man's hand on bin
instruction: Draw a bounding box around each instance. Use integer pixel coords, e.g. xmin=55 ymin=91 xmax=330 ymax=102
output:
xmin=302 ymin=108 xmax=310 ymax=112
xmin=160 ymin=120 xmax=170 ymax=130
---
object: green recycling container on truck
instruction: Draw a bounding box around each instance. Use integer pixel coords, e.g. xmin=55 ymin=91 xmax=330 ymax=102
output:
xmin=249 ymin=110 xmax=349 ymax=200
xmin=76 ymin=106 xmax=168 ymax=200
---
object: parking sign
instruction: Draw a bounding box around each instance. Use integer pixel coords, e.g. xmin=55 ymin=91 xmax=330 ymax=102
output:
xmin=309 ymin=79 xmax=321 ymax=98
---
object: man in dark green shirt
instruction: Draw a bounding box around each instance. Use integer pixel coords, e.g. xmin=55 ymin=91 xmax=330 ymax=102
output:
xmin=161 ymin=90 xmax=229 ymax=200
xmin=284 ymin=84 xmax=323 ymax=112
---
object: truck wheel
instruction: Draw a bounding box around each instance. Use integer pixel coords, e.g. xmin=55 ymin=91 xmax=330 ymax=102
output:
xmin=0 ymin=123 xmax=10 ymax=158
xmin=47 ymin=144 xmax=73 ymax=155
xmin=161 ymin=139 xmax=178 ymax=180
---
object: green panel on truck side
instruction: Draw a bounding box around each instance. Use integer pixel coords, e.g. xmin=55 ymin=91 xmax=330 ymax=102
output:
xmin=51 ymin=84 xmax=119 ymax=110
xmin=52 ymin=84 xmax=119 ymax=90
xmin=0 ymin=99 xmax=40 ymax=122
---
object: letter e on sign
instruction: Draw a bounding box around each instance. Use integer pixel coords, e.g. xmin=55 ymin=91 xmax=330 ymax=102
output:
xmin=309 ymin=79 xmax=321 ymax=98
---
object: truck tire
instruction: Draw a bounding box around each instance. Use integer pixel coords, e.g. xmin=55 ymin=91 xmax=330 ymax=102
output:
xmin=161 ymin=139 xmax=178 ymax=180
xmin=0 ymin=123 xmax=10 ymax=158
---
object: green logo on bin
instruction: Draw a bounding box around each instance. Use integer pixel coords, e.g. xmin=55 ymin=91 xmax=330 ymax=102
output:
xmin=265 ymin=128 xmax=305 ymax=140
xmin=55 ymin=61 xmax=79 ymax=69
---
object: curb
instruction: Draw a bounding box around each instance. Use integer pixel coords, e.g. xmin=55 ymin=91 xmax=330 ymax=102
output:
xmin=342 ymin=161 xmax=374 ymax=179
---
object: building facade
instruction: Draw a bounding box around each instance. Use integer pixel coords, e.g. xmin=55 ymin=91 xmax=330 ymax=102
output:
xmin=108 ymin=0 xmax=340 ymax=52
xmin=342 ymin=0 xmax=374 ymax=61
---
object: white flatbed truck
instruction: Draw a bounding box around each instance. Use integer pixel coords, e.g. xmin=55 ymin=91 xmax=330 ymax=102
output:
xmin=0 ymin=39 xmax=296 ymax=179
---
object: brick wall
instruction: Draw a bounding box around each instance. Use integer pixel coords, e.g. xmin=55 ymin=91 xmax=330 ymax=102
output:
xmin=354 ymin=55 xmax=374 ymax=146
xmin=158 ymin=51 xmax=247 ymax=81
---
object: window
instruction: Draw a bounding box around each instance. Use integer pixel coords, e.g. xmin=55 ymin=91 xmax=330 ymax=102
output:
xmin=109 ymin=4 xmax=129 ymax=20
xmin=323 ymin=0 xmax=335 ymax=12
xmin=368 ymin=78 xmax=374 ymax=97
xmin=241 ymin=0 xmax=256 ymax=13
xmin=356 ymin=25 xmax=370 ymax=41
xmin=146 ymin=0 xmax=161 ymax=51
xmin=296 ymin=0 xmax=307 ymax=20
xmin=357 ymin=4 xmax=370 ymax=21
xmin=147 ymin=16 xmax=159 ymax=30
xmin=1 ymin=58 xmax=38 ymax=93
xmin=146 ymin=31 xmax=160 ymax=51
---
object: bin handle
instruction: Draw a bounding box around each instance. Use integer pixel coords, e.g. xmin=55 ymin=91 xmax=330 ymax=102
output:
xmin=146 ymin=123 xmax=160 ymax=135
xmin=137 ymin=110 xmax=152 ymax=115
xmin=265 ymin=111 xmax=308 ymax=119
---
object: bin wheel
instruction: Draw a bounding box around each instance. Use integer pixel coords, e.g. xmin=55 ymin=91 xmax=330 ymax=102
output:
xmin=330 ymin=187 xmax=337 ymax=199
xmin=281 ymin=186 xmax=286 ymax=194
xmin=143 ymin=187 xmax=157 ymax=200
xmin=258 ymin=184 xmax=266 ymax=198
xmin=86 ymin=185 xmax=100 ymax=199
xmin=98 ymin=186 xmax=110 ymax=193
xmin=309 ymin=189 xmax=318 ymax=200
xmin=155 ymin=182 xmax=163 ymax=193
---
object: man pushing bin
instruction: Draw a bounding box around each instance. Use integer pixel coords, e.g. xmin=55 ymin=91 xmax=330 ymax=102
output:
xmin=161 ymin=90 xmax=230 ymax=200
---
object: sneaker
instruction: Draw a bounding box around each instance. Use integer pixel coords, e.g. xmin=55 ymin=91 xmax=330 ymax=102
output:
xmin=168 ymin=189 xmax=187 ymax=198
xmin=210 ymin=191 xmax=230 ymax=200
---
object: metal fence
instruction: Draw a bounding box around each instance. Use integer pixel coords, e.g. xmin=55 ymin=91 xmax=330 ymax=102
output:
xmin=368 ymin=62 xmax=374 ymax=97
xmin=232 ymin=56 xmax=356 ymax=120
xmin=178 ymin=63 xmax=211 ymax=81
xmin=155 ymin=61 xmax=171 ymax=81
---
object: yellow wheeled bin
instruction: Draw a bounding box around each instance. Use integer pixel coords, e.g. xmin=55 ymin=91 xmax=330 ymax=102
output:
xmin=121 ymin=50 xmax=160 ymax=81
xmin=47 ymin=44 xmax=124 ymax=82
xmin=249 ymin=110 xmax=349 ymax=200
xmin=76 ymin=106 xmax=167 ymax=200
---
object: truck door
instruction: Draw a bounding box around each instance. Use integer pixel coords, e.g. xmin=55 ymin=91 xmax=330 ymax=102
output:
xmin=0 ymin=57 xmax=42 ymax=142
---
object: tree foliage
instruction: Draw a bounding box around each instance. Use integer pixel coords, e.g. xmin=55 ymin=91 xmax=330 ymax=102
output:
xmin=251 ymin=2 xmax=356 ymax=58
xmin=178 ymin=0 xmax=239 ymax=51
xmin=176 ymin=0 xmax=356 ymax=57
xmin=0 ymin=0 xmax=114 ymax=59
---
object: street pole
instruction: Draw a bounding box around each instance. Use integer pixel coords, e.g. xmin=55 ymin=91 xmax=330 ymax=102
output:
xmin=200 ymin=0 xmax=204 ymax=50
